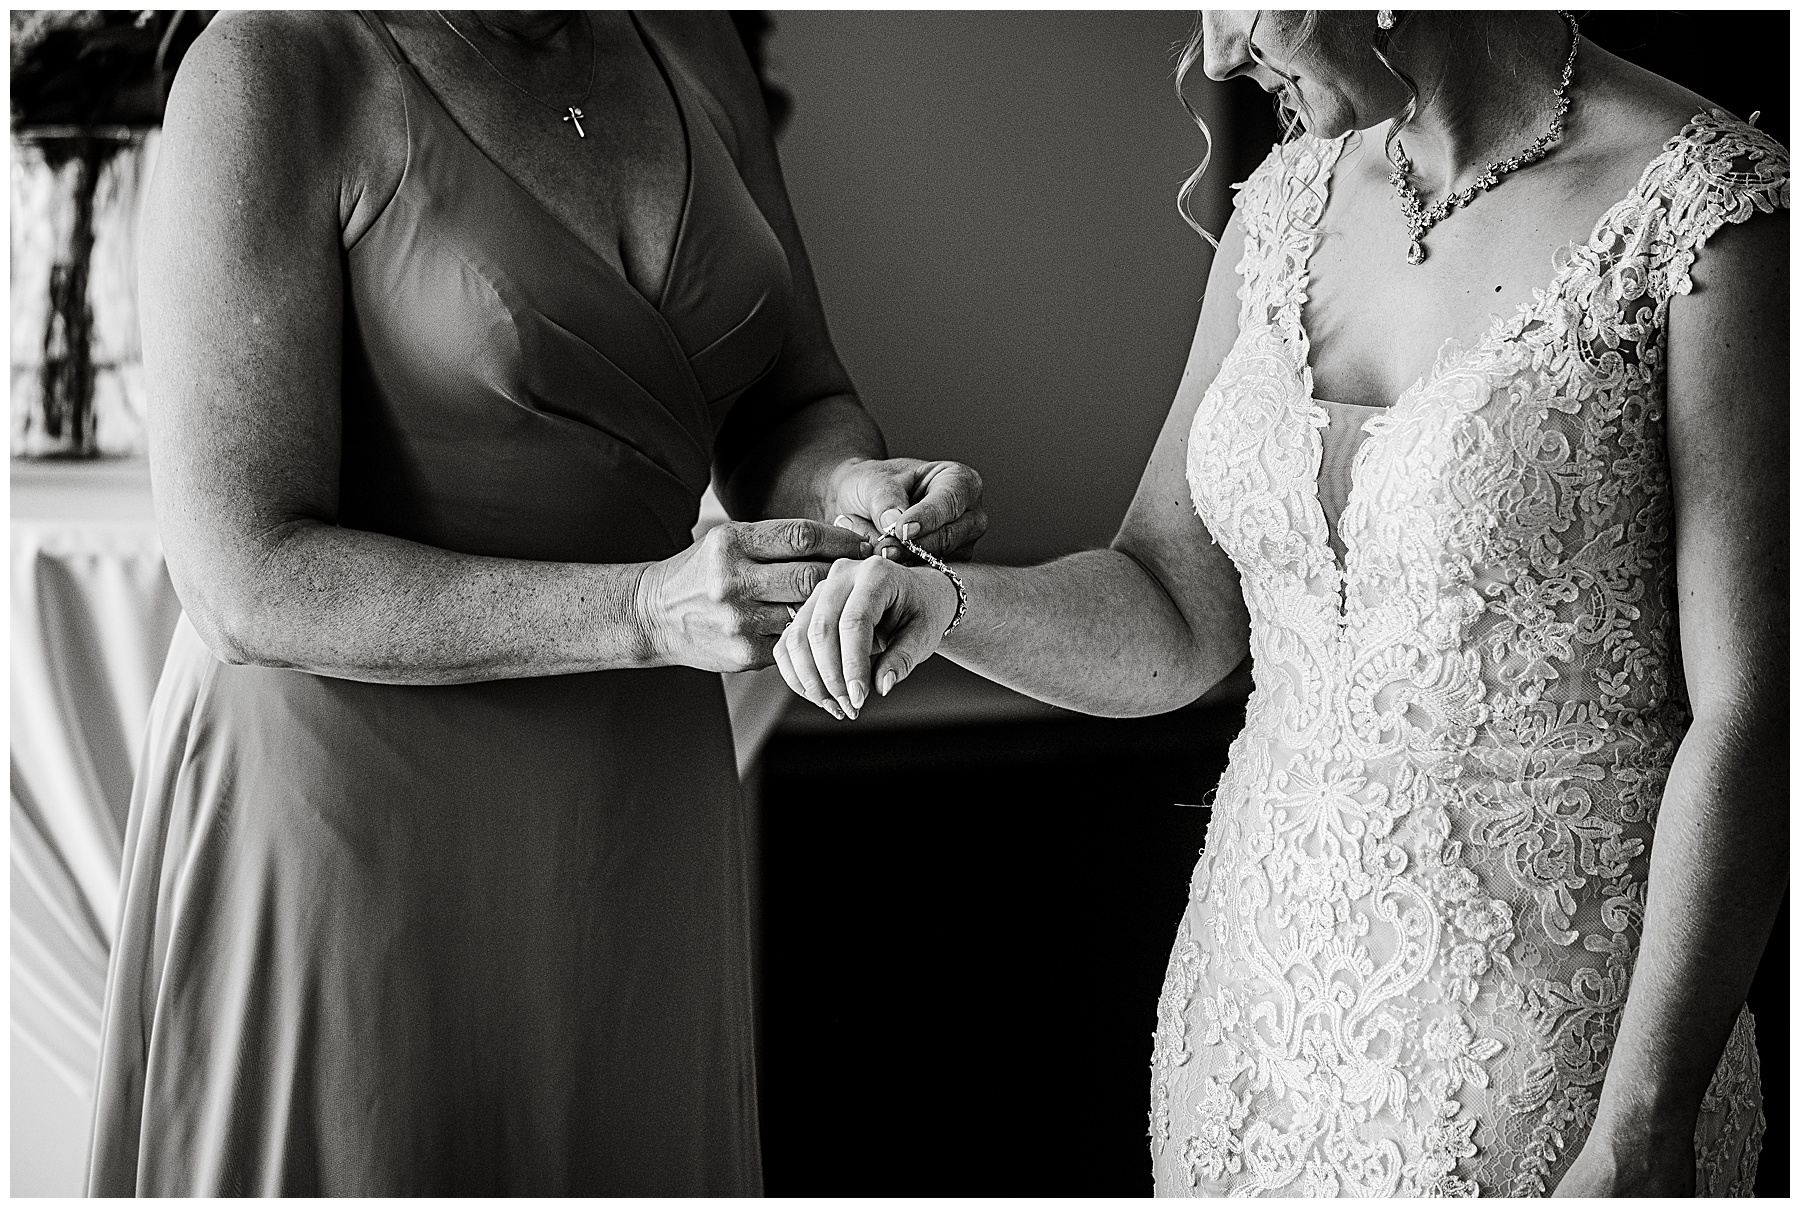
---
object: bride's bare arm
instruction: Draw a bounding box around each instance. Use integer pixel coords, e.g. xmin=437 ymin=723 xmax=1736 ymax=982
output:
xmin=774 ymin=217 xmax=1251 ymax=720
xmin=1554 ymin=211 xmax=1787 ymax=1195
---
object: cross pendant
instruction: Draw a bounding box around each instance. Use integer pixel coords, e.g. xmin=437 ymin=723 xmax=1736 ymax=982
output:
xmin=563 ymin=106 xmax=586 ymax=138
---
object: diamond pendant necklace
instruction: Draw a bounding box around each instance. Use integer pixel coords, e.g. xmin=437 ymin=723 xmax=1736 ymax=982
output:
xmin=1389 ymin=11 xmax=1579 ymax=265
xmin=437 ymin=11 xmax=598 ymax=138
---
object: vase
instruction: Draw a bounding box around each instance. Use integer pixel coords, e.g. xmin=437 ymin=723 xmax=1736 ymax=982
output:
xmin=11 ymin=125 xmax=159 ymax=460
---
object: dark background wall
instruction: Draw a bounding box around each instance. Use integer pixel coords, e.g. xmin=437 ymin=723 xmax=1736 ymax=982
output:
xmin=766 ymin=10 xmax=1790 ymax=569
xmin=768 ymin=11 xmax=1226 ymax=568
xmin=755 ymin=10 xmax=1788 ymax=1197
xmin=1221 ymin=12 xmax=1790 ymax=186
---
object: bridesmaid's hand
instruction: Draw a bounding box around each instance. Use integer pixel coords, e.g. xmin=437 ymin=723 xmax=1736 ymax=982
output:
xmin=636 ymin=520 xmax=871 ymax=673
xmin=828 ymin=457 xmax=987 ymax=562
xmin=773 ymin=555 xmax=957 ymax=719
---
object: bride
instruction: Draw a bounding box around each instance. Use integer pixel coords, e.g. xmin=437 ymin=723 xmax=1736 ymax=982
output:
xmin=776 ymin=10 xmax=1785 ymax=1197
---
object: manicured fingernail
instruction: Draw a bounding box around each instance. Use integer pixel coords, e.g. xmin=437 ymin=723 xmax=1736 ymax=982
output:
xmin=879 ymin=671 xmax=896 ymax=697
xmin=834 ymin=515 xmax=856 ymax=530
xmin=860 ymin=542 xmax=873 ymax=557
xmin=848 ymin=681 xmax=867 ymax=711
xmin=881 ymin=546 xmax=898 ymax=560
xmin=822 ymin=699 xmax=843 ymax=720
xmin=880 ymin=509 xmax=905 ymax=532
xmin=903 ymin=522 xmax=921 ymax=540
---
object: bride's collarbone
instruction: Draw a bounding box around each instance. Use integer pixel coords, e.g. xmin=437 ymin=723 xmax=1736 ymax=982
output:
xmin=1302 ymin=235 xmax=1551 ymax=408
xmin=1299 ymin=171 xmax=1626 ymax=406
xmin=1297 ymin=102 xmax=1699 ymax=407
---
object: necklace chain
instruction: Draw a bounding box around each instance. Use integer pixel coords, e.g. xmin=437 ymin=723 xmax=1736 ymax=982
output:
xmin=1389 ymin=12 xmax=1580 ymax=265
xmin=436 ymin=11 xmax=598 ymax=138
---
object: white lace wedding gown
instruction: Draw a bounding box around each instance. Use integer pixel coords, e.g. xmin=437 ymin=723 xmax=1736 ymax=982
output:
xmin=1152 ymin=110 xmax=1786 ymax=1197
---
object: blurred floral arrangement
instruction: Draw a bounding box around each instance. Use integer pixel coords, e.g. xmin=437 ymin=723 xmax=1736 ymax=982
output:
xmin=11 ymin=10 xmax=208 ymax=127
xmin=11 ymin=10 xmax=211 ymax=459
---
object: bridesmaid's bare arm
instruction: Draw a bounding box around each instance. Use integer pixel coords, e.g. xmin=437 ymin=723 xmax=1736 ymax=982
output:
xmin=149 ymin=13 xmax=863 ymax=685
xmin=1556 ymin=210 xmax=1788 ymax=1195
xmin=655 ymin=14 xmax=987 ymax=556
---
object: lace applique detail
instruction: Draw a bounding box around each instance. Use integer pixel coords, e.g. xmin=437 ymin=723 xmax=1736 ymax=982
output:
xmin=1157 ymin=111 xmax=1785 ymax=1197
xmin=1695 ymin=1009 xmax=1767 ymax=1197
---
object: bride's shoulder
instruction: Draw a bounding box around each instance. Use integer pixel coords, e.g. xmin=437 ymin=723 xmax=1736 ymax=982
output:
xmin=1576 ymin=43 xmax=1785 ymax=173
xmin=1558 ymin=43 xmax=1787 ymax=251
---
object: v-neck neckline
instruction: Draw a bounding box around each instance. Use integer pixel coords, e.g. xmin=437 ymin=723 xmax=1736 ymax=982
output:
xmin=388 ymin=11 xmax=697 ymax=315
xmin=1291 ymin=115 xmax=1708 ymax=419
xmin=1278 ymin=116 xmax=1706 ymax=625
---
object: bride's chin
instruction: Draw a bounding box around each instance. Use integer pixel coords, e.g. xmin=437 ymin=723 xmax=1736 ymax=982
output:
xmin=1280 ymin=97 xmax=1349 ymax=141
xmin=1287 ymin=111 xmax=1340 ymax=141
xmin=1299 ymin=111 xmax=1361 ymax=142
xmin=1283 ymin=89 xmax=1379 ymax=142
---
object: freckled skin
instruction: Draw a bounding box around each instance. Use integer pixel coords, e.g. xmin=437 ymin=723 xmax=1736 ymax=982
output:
xmin=143 ymin=10 xmax=983 ymax=686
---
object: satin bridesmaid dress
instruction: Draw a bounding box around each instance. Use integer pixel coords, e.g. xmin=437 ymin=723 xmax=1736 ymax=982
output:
xmin=89 ymin=13 xmax=791 ymax=1195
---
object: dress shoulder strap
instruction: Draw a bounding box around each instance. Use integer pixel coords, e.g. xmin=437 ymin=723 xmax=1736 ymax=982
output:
xmin=1230 ymin=134 xmax=1346 ymax=335
xmin=356 ymin=11 xmax=409 ymax=67
xmin=1638 ymin=109 xmax=1789 ymax=298
xmin=630 ymin=14 xmax=744 ymax=166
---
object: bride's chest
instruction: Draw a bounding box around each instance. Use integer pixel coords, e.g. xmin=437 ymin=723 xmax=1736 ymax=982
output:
xmin=1297 ymin=151 xmax=1643 ymax=411
xmin=1186 ymin=135 xmax=1696 ymax=630
xmin=1184 ymin=319 xmax=1666 ymax=615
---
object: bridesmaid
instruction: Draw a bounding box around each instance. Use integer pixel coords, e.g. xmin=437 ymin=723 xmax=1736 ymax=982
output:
xmin=89 ymin=10 xmax=981 ymax=1195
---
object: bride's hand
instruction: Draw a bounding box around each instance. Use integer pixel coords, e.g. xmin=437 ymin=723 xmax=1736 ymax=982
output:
xmin=827 ymin=457 xmax=987 ymax=561
xmin=773 ymin=554 xmax=959 ymax=719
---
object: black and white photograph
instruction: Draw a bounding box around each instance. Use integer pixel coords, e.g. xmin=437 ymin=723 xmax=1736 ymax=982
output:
xmin=9 ymin=7 xmax=1789 ymax=1198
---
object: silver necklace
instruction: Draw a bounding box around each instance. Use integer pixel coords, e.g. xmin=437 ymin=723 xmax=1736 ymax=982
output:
xmin=1389 ymin=12 xmax=1579 ymax=265
xmin=437 ymin=11 xmax=597 ymax=138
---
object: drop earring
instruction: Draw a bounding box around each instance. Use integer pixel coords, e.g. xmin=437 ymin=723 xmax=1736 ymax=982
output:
xmin=1377 ymin=10 xmax=1396 ymax=30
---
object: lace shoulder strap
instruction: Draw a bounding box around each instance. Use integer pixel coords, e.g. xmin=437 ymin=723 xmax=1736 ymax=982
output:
xmin=1229 ymin=135 xmax=1346 ymax=334
xmin=1637 ymin=109 xmax=1789 ymax=297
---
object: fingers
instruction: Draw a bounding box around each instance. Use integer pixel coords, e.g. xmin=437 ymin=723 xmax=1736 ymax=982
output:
xmin=778 ymin=593 xmax=844 ymax=719
xmin=917 ymin=507 xmax=988 ymax=560
xmin=828 ymin=458 xmax=985 ymax=560
xmin=837 ymin=566 xmax=896 ymax=710
xmin=874 ymin=508 xmax=986 ymax=562
xmin=846 ymin=478 xmax=914 ymax=543
xmin=770 ymin=553 xmax=934 ymax=719
xmin=803 ymin=562 xmax=858 ymax=716
xmin=866 ymin=486 xmax=915 ymax=541
xmin=738 ymin=558 xmax=834 ymax=605
xmin=838 ymin=469 xmax=917 ymax=546
xmin=888 ymin=462 xmax=984 ymax=544
xmin=831 ymin=512 xmax=882 ymax=544
xmin=771 ymin=630 xmax=808 ymax=707
xmin=871 ymin=612 xmax=940 ymax=699
xmin=743 ymin=603 xmax=795 ymax=637
xmin=732 ymin=518 xmax=870 ymax=563
xmin=772 ymin=627 xmax=837 ymax=717
xmin=839 ymin=512 xmax=907 ymax=563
